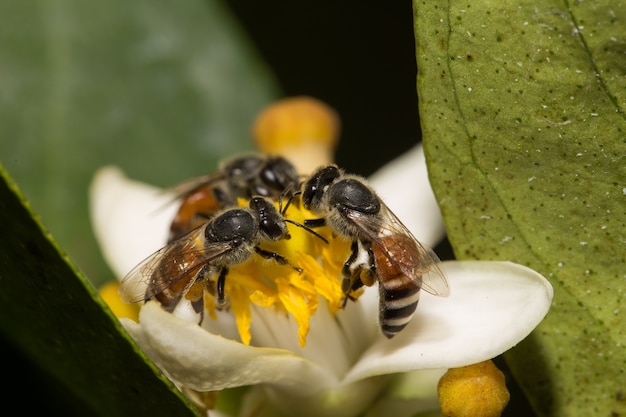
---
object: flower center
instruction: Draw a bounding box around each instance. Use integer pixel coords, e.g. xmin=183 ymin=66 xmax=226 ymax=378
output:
xmin=196 ymin=199 xmax=356 ymax=347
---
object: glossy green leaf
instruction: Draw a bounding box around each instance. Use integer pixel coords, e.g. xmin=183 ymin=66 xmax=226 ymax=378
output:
xmin=414 ymin=1 xmax=626 ymax=416
xmin=0 ymin=0 xmax=279 ymax=287
xmin=0 ymin=165 xmax=200 ymax=416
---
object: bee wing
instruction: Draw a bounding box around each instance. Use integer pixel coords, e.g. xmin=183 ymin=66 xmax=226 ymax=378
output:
xmin=344 ymin=202 xmax=450 ymax=297
xmin=160 ymin=172 xmax=229 ymax=205
xmin=119 ymin=227 xmax=235 ymax=303
xmin=170 ymin=171 xmax=228 ymax=196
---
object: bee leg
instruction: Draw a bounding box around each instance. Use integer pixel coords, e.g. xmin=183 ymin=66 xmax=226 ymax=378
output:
xmin=341 ymin=241 xmax=376 ymax=307
xmin=279 ymin=189 xmax=298 ymax=214
xmin=191 ymin=297 xmax=205 ymax=325
xmin=341 ymin=241 xmax=359 ymax=290
xmin=216 ymin=267 xmax=229 ymax=308
xmin=304 ymin=218 xmax=327 ymax=228
xmin=341 ymin=241 xmax=363 ymax=307
xmin=254 ymin=247 xmax=303 ymax=274
xmin=190 ymin=265 xmax=211 ymax=321
xmin=363 ymin=243 xmax=376 ymax=286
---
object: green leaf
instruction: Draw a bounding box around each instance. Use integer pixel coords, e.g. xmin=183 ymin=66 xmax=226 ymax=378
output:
xmin=414 ymin=1 xmax=626 ymax=416
xmin=0 ymin=0 xmax=279 ymax=287
xmin=0 ymin=164 xmax=200 ymax=416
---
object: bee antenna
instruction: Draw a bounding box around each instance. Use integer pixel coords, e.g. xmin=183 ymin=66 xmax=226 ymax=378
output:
xmin=279 ymin=186 xmax=301 ymax=215
xmin=284 ymin=219 xmax=329 ymax=244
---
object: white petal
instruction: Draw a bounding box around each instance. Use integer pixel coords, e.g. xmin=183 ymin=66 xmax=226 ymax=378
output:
xmin=343 ymin=261 xmax=553 ymax=383
xmin=122 ymin=301 xmax=338 ymax=394
xmin=362 ymin=369 xmax=444 ymax=417
xmin=249 ymin=296 xmax=378 ymax=379
xmin=368 ymin=144 xmax=445 ymax=248
xmin=264 ymin=375 xmax=389 ymax=417
xmin=89 ymin=166 xmax=177 ymax=278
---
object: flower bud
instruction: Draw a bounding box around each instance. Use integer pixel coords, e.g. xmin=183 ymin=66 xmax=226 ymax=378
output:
xmin=252 ymin=96 xmax=340 ymax=174
xmin=438 ymin=360 xmax=510 ymax=417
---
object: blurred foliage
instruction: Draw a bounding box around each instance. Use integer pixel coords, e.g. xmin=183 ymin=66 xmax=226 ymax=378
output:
xmin=0 ymin=165 xmax=199 ymax=416
xmin=0 ymin=0 xmax=279 ymax=287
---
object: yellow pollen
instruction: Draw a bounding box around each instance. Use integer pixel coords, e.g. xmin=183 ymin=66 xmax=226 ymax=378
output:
xmin=100 ymin=280 xmax=140 ymax=321
xmin=438 ymin=360 xmax=510 ymax=417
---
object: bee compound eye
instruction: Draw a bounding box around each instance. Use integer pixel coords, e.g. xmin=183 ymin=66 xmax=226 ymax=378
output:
xmin=249 ymin=197 xmax=286 ymax=241
xmin=251 ymin=184 xmax=272 ymax=197
xmin=302 ymin=165 xmax=340 ymax=211
xmin=261 ymin=220 xmax=286 ymax=241
xmin=260 ymin=157 xmax=299 ymax=192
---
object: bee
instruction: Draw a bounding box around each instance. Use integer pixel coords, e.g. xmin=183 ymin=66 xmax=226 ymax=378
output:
xmin=167 ymin=154 xmax=300 ymax=242
xmin=120 ymin=196 xmax=308 ymax=315
xmin=299 ymin=165 xmax=450 ymax=338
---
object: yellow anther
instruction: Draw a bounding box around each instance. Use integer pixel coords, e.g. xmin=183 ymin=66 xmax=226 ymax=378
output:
xmin=252 ymin=96 xmax=340 ymax=174
xmin=100 ymin=280 xmax=140 ymax=321
xmin=438 ymin=360 xmax=510 ymax=417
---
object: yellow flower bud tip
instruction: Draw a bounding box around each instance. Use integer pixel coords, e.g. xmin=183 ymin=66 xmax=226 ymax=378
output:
xmin=99 ymin=281 xmax=140 ymax=322
xmin=438 ymin=360 xmax=510 ymax=417
xmin=252 ymin=96 xmax=340 ymax=173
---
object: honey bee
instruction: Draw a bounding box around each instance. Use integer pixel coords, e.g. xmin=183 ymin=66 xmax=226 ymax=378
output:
xmin=120 ymin=196 xmax=305 ymax=315
xmin=299 ymin=165 xmax=450 ymax=338
xmin=167 ymin=154 xmax=300 ymax=242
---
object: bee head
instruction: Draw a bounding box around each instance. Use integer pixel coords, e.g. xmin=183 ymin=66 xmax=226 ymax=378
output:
xmin=258 ymin=156 xmax=300 ymax=195
xmin=249 ymin=197 xmax=289 ymax=241
xmin=301 ymin=165 xmax=341 ymax=213
xmin=222 ymin=155 xmax=266 ymax=196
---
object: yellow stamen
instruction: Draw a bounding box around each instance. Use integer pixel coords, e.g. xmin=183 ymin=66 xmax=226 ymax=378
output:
xmin=100 ymin=280 xmax=140 ymax=321
xmin=249 ymin=290 xmax=277 ymax=308
xmin=298 ymin=253 xmax=344 ymax=314
xmin=438 ymin=360 xmax=510 ymax=417
xmin=276 ymin=275 xmax=319 ymax=346
xmin=197 ymin=199 xmax=352 ymax=347
xmin=228 ymin=284 xmax=254 ymax=346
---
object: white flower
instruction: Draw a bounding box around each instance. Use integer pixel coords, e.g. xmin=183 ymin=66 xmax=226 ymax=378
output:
xmin=90 ymin=144 xmax=553 ymax=417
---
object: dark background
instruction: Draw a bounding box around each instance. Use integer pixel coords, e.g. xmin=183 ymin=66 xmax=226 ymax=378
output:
xmin=226 ymin=0 xmax=421 ymax=177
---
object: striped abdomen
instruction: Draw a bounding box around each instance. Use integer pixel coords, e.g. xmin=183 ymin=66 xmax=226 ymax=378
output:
xmin=373 ymin=236 xmax=422 ymax=338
